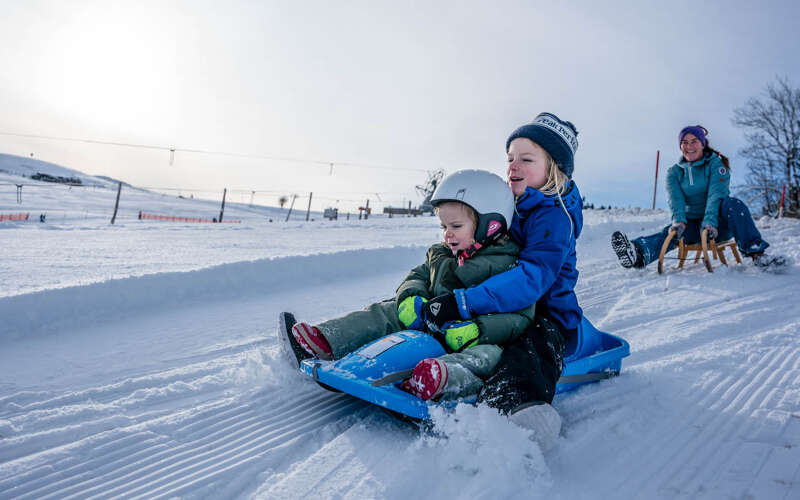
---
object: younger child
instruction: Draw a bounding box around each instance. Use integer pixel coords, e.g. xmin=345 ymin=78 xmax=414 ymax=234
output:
xmin=278 ymin=169 xmax=533 ymax=401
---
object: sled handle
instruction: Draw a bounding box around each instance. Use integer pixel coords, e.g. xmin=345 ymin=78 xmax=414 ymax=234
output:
xmin=557 ymin=370 xmax=618 ymax=384
xmin=369 ymin=369 xmax=414 ymax=387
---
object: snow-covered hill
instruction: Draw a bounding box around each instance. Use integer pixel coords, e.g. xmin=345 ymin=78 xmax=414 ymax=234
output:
xmin=0 ymin=153 xmax=340 ymax=226
xmin=0 ymin=153 xmax=113 ymax=187
xmin=1 ymin=166 xmax=799 ymax=499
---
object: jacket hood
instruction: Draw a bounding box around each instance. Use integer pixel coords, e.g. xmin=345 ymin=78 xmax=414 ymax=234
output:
xmin=515 ymin=182 xmax=583 ymax=239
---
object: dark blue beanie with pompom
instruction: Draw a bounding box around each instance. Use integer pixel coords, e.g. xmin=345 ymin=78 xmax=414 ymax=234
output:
xmin=506 ymin=112 xmax=579 ymax=178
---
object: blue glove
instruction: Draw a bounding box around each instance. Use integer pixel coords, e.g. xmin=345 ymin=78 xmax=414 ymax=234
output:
xmin=704 ymin=225 xmax=718 ymax=240
xmin=671 ymin=222 xmax=686 ymax=240
xmin=443 ymin=321 xmax=480 ymax=352
xmin=398 ymin=295 xmax=428 ymax=331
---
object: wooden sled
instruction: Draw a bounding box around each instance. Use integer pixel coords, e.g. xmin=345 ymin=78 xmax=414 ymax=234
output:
xmin=658 ymin=228 xmax=742 ymax=274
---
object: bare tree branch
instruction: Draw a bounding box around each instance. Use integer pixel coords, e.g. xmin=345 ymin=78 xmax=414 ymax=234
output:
xmin=732 ymin=76 xmax=800 ymax=216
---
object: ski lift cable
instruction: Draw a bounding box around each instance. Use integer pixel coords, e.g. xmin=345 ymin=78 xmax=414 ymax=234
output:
xmin=0 ymin=130 xmax=430 ymax=173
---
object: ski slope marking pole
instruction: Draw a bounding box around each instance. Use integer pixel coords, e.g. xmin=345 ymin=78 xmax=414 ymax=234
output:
xmin=305 ymin=192 xmax=313 ymax=221
xmin=285 ymin=194 xmax=297 ymax=222
xmin=652 ymin=150 xmax=660 ymax=210
xmin=110 ymin=182 xmax=122 ymax=224
xmin=218 ymin=188 xmax=227 ymax=222
xmin=779 ymin=184 xmax=786 ymax=218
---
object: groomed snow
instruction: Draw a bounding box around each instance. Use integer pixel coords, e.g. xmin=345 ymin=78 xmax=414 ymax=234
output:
xmin=2 ymin=159 xmax=799 ymax=499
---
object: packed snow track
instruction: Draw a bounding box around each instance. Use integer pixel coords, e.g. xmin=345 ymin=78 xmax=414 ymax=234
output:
xmin=2 ymin=215 xmax=800 ymax=499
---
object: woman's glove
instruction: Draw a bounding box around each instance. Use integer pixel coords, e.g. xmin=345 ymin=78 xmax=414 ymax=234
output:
xmin=423 ymin=292 xmax=462 ymax=332
xmin=704 ymin=225 xmax=719 ymax=240
xmin=397 ymin=295 xmax=428 ymax=331
xmin=443 ymin=321 xmax=480 ymax=352
xmin=671 ymin=222 xmax=686 ymax=240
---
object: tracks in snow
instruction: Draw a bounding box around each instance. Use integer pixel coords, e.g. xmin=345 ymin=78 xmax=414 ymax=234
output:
xmin=0 ymin=349 xmax=368 ymax=499
xmin=554 ymin=285 xmax=800 ymax=499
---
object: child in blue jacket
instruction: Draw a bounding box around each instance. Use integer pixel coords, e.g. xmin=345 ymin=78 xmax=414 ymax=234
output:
xmin=423 ymin=112 xmax=583 ymax=439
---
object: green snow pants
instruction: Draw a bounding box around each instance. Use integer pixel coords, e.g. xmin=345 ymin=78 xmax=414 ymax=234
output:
xmin=317 ymin=299 xmax=504 ymax=400
xmin=436 ymin=345 xmax=503 ymax=400
xmin=317 ymin=299 xmax=406 ymax=360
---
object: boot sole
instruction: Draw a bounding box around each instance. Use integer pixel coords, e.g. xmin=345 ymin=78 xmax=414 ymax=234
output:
xmin=408 ymin=358 xmax=448 ymax=400
xmin=611 ymin=231 xmax=636 ymax=269
xmin=277 ymin=312 xmax=310 ymax=369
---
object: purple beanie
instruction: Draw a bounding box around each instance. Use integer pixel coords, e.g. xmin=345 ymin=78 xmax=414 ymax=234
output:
xmin=679 ymin=125 xmax=707 ymax=147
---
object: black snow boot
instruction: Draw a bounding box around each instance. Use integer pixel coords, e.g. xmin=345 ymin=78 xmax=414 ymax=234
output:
xmin=611 ymin=231 xmax=644 ymax=269
xmin=278 ymin=312 xmax=311 ymax=369
xmin=750 ymin=252 xmax=791 ymax=272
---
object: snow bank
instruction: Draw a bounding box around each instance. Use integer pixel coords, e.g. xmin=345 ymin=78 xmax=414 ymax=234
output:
xmin=0 ymin=246 xmax=426 ymax=340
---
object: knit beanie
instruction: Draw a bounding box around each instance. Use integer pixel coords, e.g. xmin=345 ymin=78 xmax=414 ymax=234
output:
xmin=505 ymin=112 xmax=579 ymax=178
xmin=679 ymin=125 xmax=707 ymax=148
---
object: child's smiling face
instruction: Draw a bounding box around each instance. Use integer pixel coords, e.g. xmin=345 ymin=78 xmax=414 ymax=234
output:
xmin=437 ymin=202 xmax=476 ymax=255
xmin=507 ymin=137 xmax=550 ymax=196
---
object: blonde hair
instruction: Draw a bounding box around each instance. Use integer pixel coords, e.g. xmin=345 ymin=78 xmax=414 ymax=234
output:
xmin=536 ymin=152 xmax=570 ymax=196
xmin=434 ymin=201 xmax=479 ymax=228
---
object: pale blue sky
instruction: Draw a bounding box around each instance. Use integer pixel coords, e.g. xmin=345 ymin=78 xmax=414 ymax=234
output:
xmin=1 ymin=0 xmax=799 ymax=211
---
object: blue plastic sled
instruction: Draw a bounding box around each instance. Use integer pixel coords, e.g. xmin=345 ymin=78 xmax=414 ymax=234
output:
xmin=299 ymin=316 xmax=629 ymax=420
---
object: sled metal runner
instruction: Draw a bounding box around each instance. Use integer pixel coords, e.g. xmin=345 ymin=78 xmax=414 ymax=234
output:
xmin=299 ymin=316 xmax=629 ymax=421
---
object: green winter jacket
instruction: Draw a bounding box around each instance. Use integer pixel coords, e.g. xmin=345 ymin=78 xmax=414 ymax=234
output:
xmin=395 ymin=240 xmax=535 ymax=346
xmin=666 ymin=152 xmax=730 ymax=228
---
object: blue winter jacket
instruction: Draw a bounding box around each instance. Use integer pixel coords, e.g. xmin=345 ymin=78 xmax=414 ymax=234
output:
xmin=454 ymin=182 xmax=584 ymax=332
xmin=667 ymin=152 xmax=730 ymax=229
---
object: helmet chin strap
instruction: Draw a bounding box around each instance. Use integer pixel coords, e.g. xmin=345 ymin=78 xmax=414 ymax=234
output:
xmin=457 ymin=241 xmax=484 ymax=266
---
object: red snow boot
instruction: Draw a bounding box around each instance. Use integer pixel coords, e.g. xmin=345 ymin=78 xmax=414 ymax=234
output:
xmin=401 ymin=358 xmax=448 ymax=401
xmin=291 ymin=322 xmax=334 ymax=361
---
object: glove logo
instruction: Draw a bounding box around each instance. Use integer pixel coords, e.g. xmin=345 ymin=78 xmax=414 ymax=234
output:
xmin=430 ymin=303 xmax=441 ymax=316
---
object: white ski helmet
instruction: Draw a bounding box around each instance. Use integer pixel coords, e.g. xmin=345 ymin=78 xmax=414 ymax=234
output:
xmin=430 ymin=169 xmax=515 ymax=246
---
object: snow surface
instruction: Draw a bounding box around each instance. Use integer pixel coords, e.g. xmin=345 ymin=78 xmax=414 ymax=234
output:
xmin=2 ymin=156 xmax=800 ymax=499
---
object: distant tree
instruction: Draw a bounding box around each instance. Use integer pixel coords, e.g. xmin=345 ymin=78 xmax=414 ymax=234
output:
xmin=732 ymin=76 xmax=800 ymax=217
xmin=278 ymin=195 xmax=288 ymax=209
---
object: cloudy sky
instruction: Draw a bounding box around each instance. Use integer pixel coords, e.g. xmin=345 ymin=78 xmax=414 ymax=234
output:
xmin=1 ymin=0 xmax=799 ymax=211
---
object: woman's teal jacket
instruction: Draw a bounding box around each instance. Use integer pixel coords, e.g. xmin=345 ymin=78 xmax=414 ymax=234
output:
xmin=666 ymin=152 xmax=731 ymax=228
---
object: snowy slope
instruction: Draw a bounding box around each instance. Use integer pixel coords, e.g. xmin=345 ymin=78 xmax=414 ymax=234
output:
xmin=0 ymin=152 xmax=336 ymax=228
xmin=0 ymin=153 xmax=114 ymax=187
xmin=1 ymin=165 xmax=799 ymax=499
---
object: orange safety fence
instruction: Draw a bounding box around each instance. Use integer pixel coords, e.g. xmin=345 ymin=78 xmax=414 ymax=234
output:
xmin=138 ymin=212 xmax=241 ymax=223
xmin=0 ymin=213 xmax=29 ymax=221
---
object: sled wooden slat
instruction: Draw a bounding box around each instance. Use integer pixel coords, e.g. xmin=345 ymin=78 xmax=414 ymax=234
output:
xmin=658 ymin=228 xmax=742 ymax=274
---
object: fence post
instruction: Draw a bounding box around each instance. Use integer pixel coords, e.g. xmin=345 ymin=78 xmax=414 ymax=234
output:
xmin=285 ymin=194 xmax=297 ymax=222
xmin=219 ymin=188 xmax=227 ymax=222
xmin=652 ymin=150 xmax=660 ymax=210
xmin=305 ymin=192 xmax=313 ymax=221
xmin=110 ymin=182 xmax=122 ymax=224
